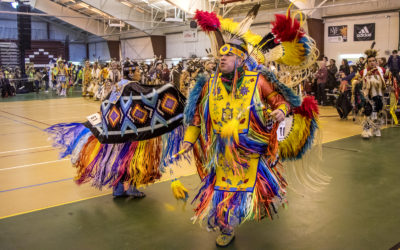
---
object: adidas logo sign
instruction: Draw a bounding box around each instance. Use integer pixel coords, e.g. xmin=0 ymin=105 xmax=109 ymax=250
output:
xmin=357 ymin=26 xmax=372 ymax=38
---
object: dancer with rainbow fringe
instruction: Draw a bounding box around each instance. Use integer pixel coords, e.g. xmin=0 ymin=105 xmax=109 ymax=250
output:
xmin=176 ymin=4 xmax=324 ymax=247
xmin=46 ymin=60 xmax=186 ymax=198
xmin=46 ymin=3 xmax=326 ymax=248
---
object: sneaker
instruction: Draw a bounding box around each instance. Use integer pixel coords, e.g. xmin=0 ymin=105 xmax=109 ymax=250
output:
xmin=216 ymin=231 xmax=235 ymax=247
xmin=112 ymin=182 xmax=127 ymax=197
xmin=126 ymin=186 xmax=146 ymax=198
xmin=361 ymin=129 xmax=370 ymax=139
xmin=374 ymin=129 xmax=381 ymax=137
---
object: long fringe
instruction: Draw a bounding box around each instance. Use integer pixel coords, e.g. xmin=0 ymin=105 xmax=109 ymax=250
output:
xmin=44 ymin=123 xmax=90 ymax=158
xmin=184 ymin=75 xmax=208 ymax=125
xmin=160 ymin=125 xmax=186 ymax=172
xmin=192 ymin=158 xmax=287 ymax=231
xmin=46 ymin=122 xmax=169 ymax=189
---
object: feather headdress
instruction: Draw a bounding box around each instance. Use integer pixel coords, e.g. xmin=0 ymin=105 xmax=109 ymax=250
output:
xmin=194 ymin=3 xmax=318 ymax=87
xmin=364 ymin=42 xmax=378 ymax=58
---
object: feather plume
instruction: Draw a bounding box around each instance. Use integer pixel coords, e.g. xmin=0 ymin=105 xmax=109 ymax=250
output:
xmin=171 ymin=178 xmax=189 ymax=202
xmin=271 ymin=11 xmax=305 ymax=42
xmin=364 ymin=42 xmax=378 ymax=58
xmin=235 ymin=4 xmax=260 ymax=38
xmin=258 ymin=32 xmax=280 ymax=52
xmin=194 ymin=10 xmax=220 ymax=32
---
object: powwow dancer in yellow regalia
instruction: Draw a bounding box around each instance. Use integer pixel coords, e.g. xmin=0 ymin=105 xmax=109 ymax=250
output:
xmin=53 ymin=58 xmax=69 ymax=97
xmin=176 ymin=4 xmax=327 ymax=247
xmin=82 ymin=60 xmax=92 ymax=97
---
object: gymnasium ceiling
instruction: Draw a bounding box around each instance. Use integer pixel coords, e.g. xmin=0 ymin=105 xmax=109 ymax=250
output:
xmin=2 ymin=0 xmax=400 ymax=40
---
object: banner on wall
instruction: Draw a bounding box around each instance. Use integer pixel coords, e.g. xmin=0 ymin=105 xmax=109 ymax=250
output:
xmin=183 ymin=30 xmax=198 ymax=42
xmin=328 ymin=25 xmax=347 ymax=42
xmin=354 ymin=23 xmax=375 ymax=41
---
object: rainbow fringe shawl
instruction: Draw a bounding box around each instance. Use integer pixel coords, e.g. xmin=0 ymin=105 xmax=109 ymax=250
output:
xmin=45 ymin=123 xmax=184 ymax=189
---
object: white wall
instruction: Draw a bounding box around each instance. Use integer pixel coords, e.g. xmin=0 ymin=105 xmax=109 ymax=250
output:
xmin=166 ymin=31 xmax=211 ymax=59
xmin=49 ymin=23 xmax=84 ymax=41
xmin=31 ymin=21 xmax=47 ymax=40
xmin=69 ymin=43 xmax=87 ymax=62
xmin=121 ymin=37 xmax=154 ymax=59
xmin=89 ymin=42 xmax=110 ymax=61
xmin=324 ymin=12 xmax=399 ymax=64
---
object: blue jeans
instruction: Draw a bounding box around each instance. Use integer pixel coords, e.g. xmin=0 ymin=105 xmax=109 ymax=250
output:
xmin=34 ymin=80 xmax=40 ymax=93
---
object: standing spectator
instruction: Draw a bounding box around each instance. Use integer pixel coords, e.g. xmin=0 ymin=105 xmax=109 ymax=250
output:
xmin=336 ymin=65 xmax=357 ymax=119
xmin=327 ymin=59 xmax=338 ymax=90
xmin=42 ymin=68 xmax=49 ymax=93
xmin=203 ymin=60 xmax=216 ymax=80
xmin=0 ymin=71 xmax=15 ymax=97
xmin=161 ymin=63 xmax=170 ymax=83
xmin=34 ymin=68 xmax=42 ymax=93
xmin=75 ymin=66 xmax=83 ymax=85
xmin=387 ymin=50 xmax=400 ymax=83
xmin=323 ymin=56 xmax=329 ymax=65
xmin=51 ymin=63 xmax=58 ymax=90
xmin=339 ymin=59 xmax=350 ymax=76
xmin=315 ymin=61 xmax=328 ymax=105
xmin=378 ymin=57 xmax=387 ymax=69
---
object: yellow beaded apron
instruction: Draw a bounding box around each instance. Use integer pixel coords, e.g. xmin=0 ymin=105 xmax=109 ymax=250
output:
xmin=208 ymin=70 xmax=260 ymax=192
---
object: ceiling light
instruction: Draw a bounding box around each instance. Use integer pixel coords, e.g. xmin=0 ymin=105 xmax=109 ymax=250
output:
xmin=90 ymin=8 xmax=105 ymax=15
xmin=135 ymin=6 xmax=144 ymax=13
xmin=77 ymin=2 xmax=89 ymax=8
xmin=120 ymin=0 xmax=134 ymax=7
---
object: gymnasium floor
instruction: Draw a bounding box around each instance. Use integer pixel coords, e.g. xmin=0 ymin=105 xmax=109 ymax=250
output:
xmin=0 ymin=93 xmax=399 ymax=250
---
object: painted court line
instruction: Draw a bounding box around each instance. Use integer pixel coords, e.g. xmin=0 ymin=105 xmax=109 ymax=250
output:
xmin=0 ymin=192 xmax=112 ymax=220
xmin=0 ymin=172 xmax=196 ymax=220
xmin=0 ymin=159 xmax=69 ymax=171
xmin=0 ymin=145 xmax=52 ymax=155
xmin=0 ymin=109 xmax=51 ymax=126
xmin=0 ymin=122 xmax=381 ymax=220
xmin=0 ymin=115 xmax=45 ymax=131
xmin=0 ymin=177 xmax=73 ymax=193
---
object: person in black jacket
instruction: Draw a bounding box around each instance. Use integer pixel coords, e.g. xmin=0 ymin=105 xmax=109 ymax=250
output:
xmin=42 ymin=68 xmax=49 ymax=93
xmin=339 ymin=59 xmax=350 ymax=76
xmin=388 ymin=50 xmax=400 ymax=83
xmin=327 ymin=59 xmax=338 ymax=90
xmin=336 ymin=65 xmax=357 ymax=119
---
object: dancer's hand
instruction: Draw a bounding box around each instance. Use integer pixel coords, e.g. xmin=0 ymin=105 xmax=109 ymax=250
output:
xmin=172 ymin=142 xmax=193 ymax=159
xmin=271 ymin=109 xmax=285 ymax=122
xmin=181 ymin=142 xmax=193 ymax=152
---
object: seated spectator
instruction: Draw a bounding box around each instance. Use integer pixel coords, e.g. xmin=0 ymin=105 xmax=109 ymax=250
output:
xmin=303 ymin=77 xmax=313 ymax=96
xmin=339 ymin=59 xmax=350 ymax=76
